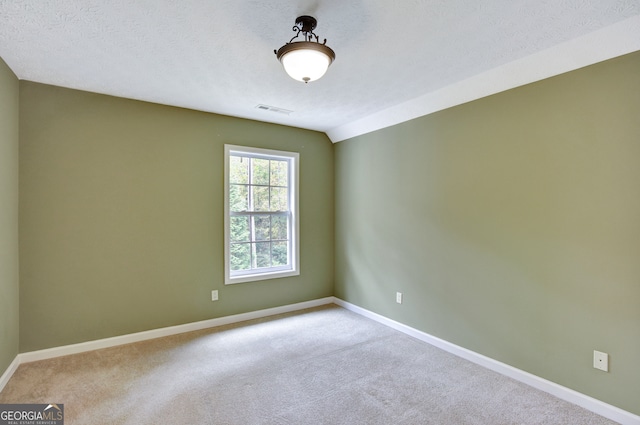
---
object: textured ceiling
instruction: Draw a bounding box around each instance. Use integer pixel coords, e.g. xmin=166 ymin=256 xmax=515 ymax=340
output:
xmin=1 ymin=0 xmax=639 ymax=141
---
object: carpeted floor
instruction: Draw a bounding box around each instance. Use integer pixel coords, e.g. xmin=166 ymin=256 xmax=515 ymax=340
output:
xmin=0 ymin=305 xmax=618 ymax=424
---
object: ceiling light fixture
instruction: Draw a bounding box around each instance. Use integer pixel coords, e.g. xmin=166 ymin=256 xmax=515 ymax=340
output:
xmin=275 ymin=16 xmax=335 ymax=83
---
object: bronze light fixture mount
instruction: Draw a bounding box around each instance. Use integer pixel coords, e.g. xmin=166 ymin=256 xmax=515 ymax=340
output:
xmin=275 ymin=15 xmax=336 ymax=83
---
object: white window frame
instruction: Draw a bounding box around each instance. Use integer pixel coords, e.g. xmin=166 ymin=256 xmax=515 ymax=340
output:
xmin=224 ymin=144 xmax=300 ymax=284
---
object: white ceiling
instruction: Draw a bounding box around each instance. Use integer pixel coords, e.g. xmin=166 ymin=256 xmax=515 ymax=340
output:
xmin=1 ymin=0 xmax=639 ymax=142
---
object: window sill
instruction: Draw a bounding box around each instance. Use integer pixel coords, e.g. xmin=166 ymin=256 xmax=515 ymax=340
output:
xmin=225 ymin=269 xmax=299 ymax=285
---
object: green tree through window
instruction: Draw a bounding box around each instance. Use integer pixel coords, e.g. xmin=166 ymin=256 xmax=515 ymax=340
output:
xmin=225 ymin=145 xmax=299 ymax=284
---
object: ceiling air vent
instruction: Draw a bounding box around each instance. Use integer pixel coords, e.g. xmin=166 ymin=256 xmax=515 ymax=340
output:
xmin=255 ymin=104 xmax=293 ymax=115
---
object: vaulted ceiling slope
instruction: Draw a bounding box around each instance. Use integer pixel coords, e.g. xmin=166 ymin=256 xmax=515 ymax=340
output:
xmin=1 ymin=1 xmax=639 ymax=142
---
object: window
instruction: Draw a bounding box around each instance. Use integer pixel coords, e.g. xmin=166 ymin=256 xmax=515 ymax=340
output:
xmin=224 ymin=145 xmax=299 ymax=284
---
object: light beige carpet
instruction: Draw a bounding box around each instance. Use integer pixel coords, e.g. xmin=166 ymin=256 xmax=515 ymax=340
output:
xmin=0 ymin=305 xmax=618 ymax=424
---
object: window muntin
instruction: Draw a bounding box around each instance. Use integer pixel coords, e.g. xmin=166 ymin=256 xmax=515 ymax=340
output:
xmin=224 ymin=145 xmax=299 ymax=284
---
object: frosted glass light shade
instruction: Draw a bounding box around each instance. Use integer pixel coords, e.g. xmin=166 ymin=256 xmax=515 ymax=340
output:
xmin=276 ymin=41 xmax=335 ymax=83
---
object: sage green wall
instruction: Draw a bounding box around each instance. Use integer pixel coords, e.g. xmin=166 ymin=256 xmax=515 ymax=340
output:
xmin=0 ymin=57 xmax=19 ymax=375
xmin=335 ymin=52 xmax=640 ymax=414
xmin=19 ymin=81 xmax=334 ymax=352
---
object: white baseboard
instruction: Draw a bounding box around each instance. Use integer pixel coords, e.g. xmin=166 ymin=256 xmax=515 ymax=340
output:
xmin=0 ymin=356 xmax=20 ymax=393
xmin=333 ymin=298 xmax=639 ymax=425
xmin=0 ymin=297 xmax=334 ymax=392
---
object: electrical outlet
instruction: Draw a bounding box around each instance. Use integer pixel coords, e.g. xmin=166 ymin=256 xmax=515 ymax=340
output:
xmin=593 ymin=350 xmax=608 ymax=372
xmin=211 ymin=290 xmax=219 ymax=301
xmin=396 ymin=292 xmax=403 ymax=304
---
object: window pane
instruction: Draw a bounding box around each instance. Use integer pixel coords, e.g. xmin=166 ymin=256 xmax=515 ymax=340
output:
xmin=230 ymin=216 xmax=250 ymax=242
xmin=270 ymin=187 xmax=288 ymax=211
xmin=230 ymin=156 xmax=249 ymax=184
xmin=270 ymin=160 xmax=288 ymax=187
xmin=230 ymin=184 xmax=248 ymax=212
xmin=230 ymin=243 xmax=251 ymax=271
xmin=253 ymin=186 xmax=269 ymax=211
xmin=251 ymin=158 xmax=270 ymax=185
xmin=271 ymin=215 xmax=288 ymax=240
xmin=272 ymin=241 xmax=288 ymax=266
xmin=226 ymin=145 xmax=298 ymax=284
xmin=255 ymin=242 xmax=271 ymax=268
xmin=253 ymin=216 xmax=270 ymax=241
